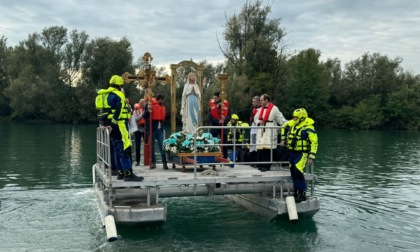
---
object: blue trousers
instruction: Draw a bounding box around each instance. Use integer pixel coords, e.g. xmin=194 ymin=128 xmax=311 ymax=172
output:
xmin=289 ymin=152 xmax=307 ymax=191
xmin=151 ymin=128 xmax=167 ymax=164
xmin=111 ymin=138 xmax=131 ymax=171
xmin=110 ymin=139 xmax=120 ymax=170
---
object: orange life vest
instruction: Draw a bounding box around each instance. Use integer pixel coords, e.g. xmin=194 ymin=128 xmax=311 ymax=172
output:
xmin=151 ymin=98 xmax=166 ymax=121
xmin=134 ymin=108 xmax=146 ymax=126
xmin=209 ymin=99 xmax=229 ymax=120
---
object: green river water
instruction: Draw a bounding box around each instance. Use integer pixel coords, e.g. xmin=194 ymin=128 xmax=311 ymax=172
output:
xmin=0 ymin=122 xmax=419 ymax=251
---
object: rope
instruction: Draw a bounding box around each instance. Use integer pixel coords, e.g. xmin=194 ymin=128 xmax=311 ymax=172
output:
xmin=198 ymin=169 xmax=219 ymax=177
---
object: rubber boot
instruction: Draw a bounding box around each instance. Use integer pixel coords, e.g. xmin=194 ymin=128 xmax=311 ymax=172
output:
xmin=116 ymin=170 xmax=125 ymax=180
xmin=295 ymin=190 xmax=306 ymax=203
xmin=163 ymin=162 xmax=169 ymax=170
xmin=124 ymin=170 xmax=144 ymax=182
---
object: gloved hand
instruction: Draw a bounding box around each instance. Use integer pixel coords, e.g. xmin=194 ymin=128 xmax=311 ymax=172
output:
xmin=110 ymin=119 xmax=119 ymax=132
xmin=307 ymin=158 xmax=314 ymax=166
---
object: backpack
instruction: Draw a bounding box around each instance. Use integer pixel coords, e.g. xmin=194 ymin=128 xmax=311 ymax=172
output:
xmin=95 ymin=93 xmax=111 ymax=124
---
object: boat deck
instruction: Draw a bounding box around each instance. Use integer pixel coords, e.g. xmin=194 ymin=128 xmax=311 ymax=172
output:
xmin=97 ymin=161 xmax=306 ymax=189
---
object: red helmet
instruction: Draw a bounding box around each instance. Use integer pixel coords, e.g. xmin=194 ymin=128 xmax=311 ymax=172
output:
xmin=134 ymin=103 xmax=140 ymax=110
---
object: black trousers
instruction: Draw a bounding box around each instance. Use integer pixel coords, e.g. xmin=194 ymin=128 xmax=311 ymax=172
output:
xmin=257 ymin=149 xmax=273 ymax=169
xmin=211 ymin=128 xmax=228 ymax=159
xmin=134 ymin=130 xmax=145 ymax=163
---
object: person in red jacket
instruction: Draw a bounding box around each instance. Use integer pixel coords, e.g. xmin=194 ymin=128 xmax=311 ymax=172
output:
xmin=209 ymin=92 xmax=231 ymax=159
xmin=143 ymin=94 xmax=169 ymax=169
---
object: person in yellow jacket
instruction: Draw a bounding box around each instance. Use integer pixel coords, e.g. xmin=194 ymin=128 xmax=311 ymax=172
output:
xmin=280 ymin=108 xmax=318 ymax=202
xmin=227 ymin=114 xmax=249 ymax=164
xmin=97 ymin=75 xmax=143 ymax=182
xmin=227 ymin=114 xmax=249 ymax=145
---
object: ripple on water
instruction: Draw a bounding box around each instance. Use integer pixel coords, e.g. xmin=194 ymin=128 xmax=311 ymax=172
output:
xmin=0 ymin=188 xmax=101 ymax=251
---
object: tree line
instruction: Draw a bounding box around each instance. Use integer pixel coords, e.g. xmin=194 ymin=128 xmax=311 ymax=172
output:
xmin=0 ymin=0 xmax=419 ymax=130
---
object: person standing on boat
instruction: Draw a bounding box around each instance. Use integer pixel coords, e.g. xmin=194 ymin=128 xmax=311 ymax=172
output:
xmin=143 ymin=94 xmax=169 ymax=170
xmin=96 ymin=90 xmax=120 ymax=176
xmin=180 ymin=72 xmax=201 ymax=134
xmin=227 ymin=114 xmax=249 ymax=145
xmin=227 ymin=114 xmax=249 ymax=162
xmin=209 ymin=92 xmax=231 ymax=159
xmin=100 ymin=75 xmax=144 ymax=181
xmin=133 ymin=99 xmax=146 ymax=166
xmin=280 ymin=108 xmax=318 ymax=202
xmin=248 ymin=96 xmax=261 ymax=165
xmin=254 ymin=94 xmax=287 ymax=172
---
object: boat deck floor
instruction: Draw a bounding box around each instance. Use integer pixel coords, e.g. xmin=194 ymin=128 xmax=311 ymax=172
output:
xmin=95 ymin=161 xmax=314 ymax=189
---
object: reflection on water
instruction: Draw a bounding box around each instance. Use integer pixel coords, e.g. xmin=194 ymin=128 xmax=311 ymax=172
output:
xmin=1 ymin=124 xmax=420 ymax=251
xmin=0 ymin=123 xmax=96 ymax=189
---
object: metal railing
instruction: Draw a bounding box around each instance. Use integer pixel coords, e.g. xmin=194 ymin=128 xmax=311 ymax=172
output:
xmin=189 ymin=125 xmax=316 ymax=196
xmin=94 ymin=125 xmax=316 ymax=198
xmin=191 ymin=125 xmax=287 ymax=170
xmin=96 ymin=127 xmax=113 ymax=208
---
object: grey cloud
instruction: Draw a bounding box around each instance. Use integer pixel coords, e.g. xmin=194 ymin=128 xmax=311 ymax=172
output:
xmin=1 ymin=0 xmax=420 ymax=73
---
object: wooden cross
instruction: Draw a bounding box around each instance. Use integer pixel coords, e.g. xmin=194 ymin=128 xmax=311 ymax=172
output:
xmin=122 ymin=52 xmax=171 ymax=102
xmin=122 ymin=52 xmax=171 ymax=168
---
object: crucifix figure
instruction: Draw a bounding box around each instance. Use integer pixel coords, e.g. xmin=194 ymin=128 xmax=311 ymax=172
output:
xmin=122 ymin=52 xmax=170 ymax=102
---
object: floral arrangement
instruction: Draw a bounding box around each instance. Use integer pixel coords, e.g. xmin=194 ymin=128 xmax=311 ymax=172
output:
xmin=163 ymin=131 xmax=221 ymax=156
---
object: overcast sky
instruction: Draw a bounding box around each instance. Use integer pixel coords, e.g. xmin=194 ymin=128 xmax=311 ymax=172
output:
xmin=1 ymin=0 xmax=419 ymax=74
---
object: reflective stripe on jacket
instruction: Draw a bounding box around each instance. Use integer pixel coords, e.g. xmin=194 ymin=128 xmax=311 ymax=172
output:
xmin=96 ymin=87 xmax=131 ymax=121
xmin=227 ymin=121 xmax=249 ymax=143
xmin=281 ymin=118 xmax=318 ymax=159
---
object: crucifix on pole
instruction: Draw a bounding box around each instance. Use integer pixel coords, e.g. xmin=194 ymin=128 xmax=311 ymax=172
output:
xmin=122 ymin=52 xmax=170 ymax=102
xmin=122 ymin=52 xmax=170 ymax=167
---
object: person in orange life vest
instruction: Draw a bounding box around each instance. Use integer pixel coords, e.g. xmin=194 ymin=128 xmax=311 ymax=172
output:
xmin=209 ymin=91 xmax=231 ymax=159
xmin=254 ymin=94 xmax=287 ymax=172
xmin=248 ymin=96 xmax=261 ymax=165
xmin=133 ymin=99 xmax=146 ymax=166
xmin=142 ymin=94 xmax=169 ymax=170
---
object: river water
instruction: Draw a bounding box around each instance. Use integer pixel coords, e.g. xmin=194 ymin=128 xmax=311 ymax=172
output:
xmin=1 ymin=123 xmax=419 ymax=251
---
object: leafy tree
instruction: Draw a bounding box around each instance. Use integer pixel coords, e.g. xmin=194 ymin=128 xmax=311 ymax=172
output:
xmin=340 ymin=53 xmax=402 ymax=107
xmin=220 ymin=0 xmax=287 ymax=100
xmin=386 ymin=73 xmax=420 ymax=129
xmin=284 ymin=48 xmax=330 ymax=125
xmin=63 ymin=30 xmax=89 ymax=86
xmin=5 ymin=26 xmax=70 ymax=121
xmin=0 ymin=36 xmax=12 ymax=116
xmin=323 ymin=58 xmax=342 ymax=108
xmin=352 ymin=95 xmax=384 ymax=129
xmin=82 ymin=37 xmax=134 ymax=90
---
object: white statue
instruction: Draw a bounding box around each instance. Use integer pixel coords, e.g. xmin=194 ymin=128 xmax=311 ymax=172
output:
xmin=180 ymin=72 xmax=201 ymax=134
